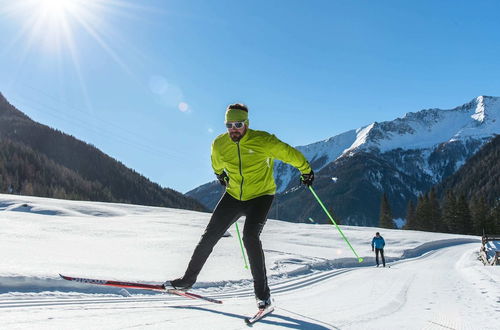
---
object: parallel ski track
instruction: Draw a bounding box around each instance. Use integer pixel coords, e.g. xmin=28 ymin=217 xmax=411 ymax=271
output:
xmin=0 ymin=249 xmax=441 ymax=310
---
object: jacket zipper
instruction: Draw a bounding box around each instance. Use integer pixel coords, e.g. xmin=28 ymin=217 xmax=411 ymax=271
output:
xmin=236 ymin=142 xmax=244 ymax=200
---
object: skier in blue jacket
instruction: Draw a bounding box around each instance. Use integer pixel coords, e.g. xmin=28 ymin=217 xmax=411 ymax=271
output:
xmin=371 ymin=232 xmax=386 ymax=267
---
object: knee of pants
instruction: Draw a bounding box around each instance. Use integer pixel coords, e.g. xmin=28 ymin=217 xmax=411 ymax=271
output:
xmin=199 ymin=230 xmax=224 ymax=248
xmin=242 ymin=233 xmax=260 ymax=248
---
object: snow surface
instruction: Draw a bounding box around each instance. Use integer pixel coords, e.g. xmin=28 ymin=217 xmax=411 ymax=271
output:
xmin=1 ymin=194 xmax=498 ymax=329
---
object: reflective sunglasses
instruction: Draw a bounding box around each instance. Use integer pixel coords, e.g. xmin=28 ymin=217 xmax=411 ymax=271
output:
xmin=225 ymin=121 xmax=245 ymax=129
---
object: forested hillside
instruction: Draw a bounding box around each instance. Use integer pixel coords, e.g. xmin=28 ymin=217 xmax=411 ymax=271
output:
xmin=404 ymin=135 xmax=499 ymax=234
xmin=0 ymin=92 xmax=207 ymax=212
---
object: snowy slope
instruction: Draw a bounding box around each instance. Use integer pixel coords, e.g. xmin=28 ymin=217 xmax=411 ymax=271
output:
xmin=1 ymin=194 xmax=498 ymax=329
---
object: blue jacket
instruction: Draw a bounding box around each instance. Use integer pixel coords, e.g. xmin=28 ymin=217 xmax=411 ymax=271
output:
xmin=372 ymin=236 xmax=385 ymax=249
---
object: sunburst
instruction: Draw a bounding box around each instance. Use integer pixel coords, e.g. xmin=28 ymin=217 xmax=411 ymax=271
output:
xmin=2 ymin=0 xmax=109 ymax=53
xmin=1 ymin=0 xmax=144 ymax=106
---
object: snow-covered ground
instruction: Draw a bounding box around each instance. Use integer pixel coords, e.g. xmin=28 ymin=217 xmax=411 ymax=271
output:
xmin=1 ymin=194 xmax=498 ymax=329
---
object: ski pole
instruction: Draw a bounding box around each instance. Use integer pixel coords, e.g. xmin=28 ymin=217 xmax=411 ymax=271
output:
xmin=305 ymin=183 xmax=364 ymax=263
xmin=234 ymin=221 xmax=249 ymax=269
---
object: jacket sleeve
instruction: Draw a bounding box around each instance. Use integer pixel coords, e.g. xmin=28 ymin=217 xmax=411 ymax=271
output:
xmin=371 ymin=238 xmax=375 ymax=249
xmin=211 ymin=140 xmax=224 ymax=175
xmin=381 ymin=238 xmax=385 ymax=248
xmin=265 ymin=134 xmax=312 ymax=174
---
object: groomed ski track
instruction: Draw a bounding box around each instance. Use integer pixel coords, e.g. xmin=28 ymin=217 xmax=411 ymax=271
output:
xmin=2 ymin=239 xmax=496 ymax=329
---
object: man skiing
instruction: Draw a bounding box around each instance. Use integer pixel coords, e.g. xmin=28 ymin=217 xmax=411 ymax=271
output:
xmin=371 ymin=232 xmax=386 ymax=267
xmin=164 ymin=103 xmax=314 ymax=310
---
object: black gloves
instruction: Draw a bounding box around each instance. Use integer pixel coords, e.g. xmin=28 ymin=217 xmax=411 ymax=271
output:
xmin=216 ymin=172 xmax=229 ymax=186
xmin=300 ymin=170 xmax=314 ymax=186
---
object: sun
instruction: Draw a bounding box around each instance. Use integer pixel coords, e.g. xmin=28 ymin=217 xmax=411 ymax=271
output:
xmin=39 ymin=0 xmax=86 ymax=23
xmin=2 ymin=0 xmax=108 ymax=53
xmin=34 ymin=0 xmax=95 ymax=49
xmin=40 ymin=0 xmax=74 ymax=14
xmin=2 ymin=0 xmax=149 ymax=98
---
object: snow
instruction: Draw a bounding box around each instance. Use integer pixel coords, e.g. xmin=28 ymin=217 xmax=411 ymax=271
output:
xmin=1 ymin=193 xmax=498 ymax=329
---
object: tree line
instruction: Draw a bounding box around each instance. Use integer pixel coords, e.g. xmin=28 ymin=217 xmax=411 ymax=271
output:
xmin=379 ymin=190 xmax=499 ymax=235
xmin=0 ymin=138 xmax=207 ymax=212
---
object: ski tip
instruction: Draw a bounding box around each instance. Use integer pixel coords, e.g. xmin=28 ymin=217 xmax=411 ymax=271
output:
xmin=59 ymin=274 xmax=72 ymax=281
xmin=358 ymin=257 xmax=364 ymax=263
xmin=244 ymin=318 xmax=254 ymax=326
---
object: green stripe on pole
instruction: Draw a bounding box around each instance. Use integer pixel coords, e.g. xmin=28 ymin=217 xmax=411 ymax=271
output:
xmin=234 ymin=222 xmax=249 ymax=269
xmin=306 ymin=185 xmax=363 ymax=263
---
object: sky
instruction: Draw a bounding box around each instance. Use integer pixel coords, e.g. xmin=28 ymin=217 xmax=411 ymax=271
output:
xmin=1 ymin=0 xmax=500 ymax=193
xmin=1 ymin=193 xmax=497 ymax=329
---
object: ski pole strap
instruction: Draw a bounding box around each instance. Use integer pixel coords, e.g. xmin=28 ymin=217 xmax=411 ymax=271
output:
xmin=306 ymin=184 xmax=364 ymax=263
xmin=234 ymin=221 xmax=249 ymax=269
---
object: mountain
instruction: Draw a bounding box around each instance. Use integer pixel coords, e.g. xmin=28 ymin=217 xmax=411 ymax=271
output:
xmin=187 ymin=96 xmax=500 ymax=225
xmin=0 ymin=92 xmax=207 ymax=212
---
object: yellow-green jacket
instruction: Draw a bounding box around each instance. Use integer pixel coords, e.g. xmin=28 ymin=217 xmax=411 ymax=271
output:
xmin=211 ymin=128 xmax=312 ymax=201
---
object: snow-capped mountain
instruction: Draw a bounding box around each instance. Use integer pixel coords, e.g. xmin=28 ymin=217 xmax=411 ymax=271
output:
xmin=276 ymin=96 xmax=499 ymax=193
xmin=188 ymin=96 xmax=500 ymax=225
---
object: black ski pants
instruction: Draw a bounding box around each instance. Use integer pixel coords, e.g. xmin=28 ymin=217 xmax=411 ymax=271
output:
xmin=375 ymin=248 xmax=385 ymax=267
xmin=181 ymin=192 xmax=274 ymax=301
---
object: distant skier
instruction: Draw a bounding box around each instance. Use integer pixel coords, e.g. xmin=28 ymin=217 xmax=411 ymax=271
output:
xmin=164 ymin=103 xmax=314 ymax=310
xmin=371 ymin=232 xmax=386 ymax=267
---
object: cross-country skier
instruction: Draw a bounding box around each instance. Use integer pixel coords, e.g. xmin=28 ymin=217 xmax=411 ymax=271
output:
xmin=371 ymin=232 xmax=386 ymax=267
xmin=164 ymin=103 xmax=314 ymax=310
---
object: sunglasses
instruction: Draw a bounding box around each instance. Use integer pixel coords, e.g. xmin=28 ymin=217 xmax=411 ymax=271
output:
xmin=225 ymin=121 xmax=245 ymax=129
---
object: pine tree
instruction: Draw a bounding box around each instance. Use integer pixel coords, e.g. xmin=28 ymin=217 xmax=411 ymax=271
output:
xmin=415 ymin=194 xmax=432 ymax=231
xmin=404 ymin=200 xmax=417 ymax=230
xmin=428 ymin=188 xmax=442 ymax=232
xmin=470 ymin=197 xmax=490 ymax=235
xmin=441 ymin=190 xmax=458 ymax=233
xmin=489 ymin=203 xmax=500 ymax=234
xmin=379 ymin=193 xmax=395 ymax=229
xmin=456 ymin=194 xmax=473 ymax=234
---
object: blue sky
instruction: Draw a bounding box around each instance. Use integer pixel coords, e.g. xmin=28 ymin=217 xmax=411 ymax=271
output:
xmin=1 ymin=0 xmax=500 ymax=193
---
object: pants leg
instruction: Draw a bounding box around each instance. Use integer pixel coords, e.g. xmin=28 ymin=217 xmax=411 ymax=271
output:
xmin=380 ymin=249 xmax=385 ymax=267
xmin=182 ymin=193 xmax=242 ymax=284
xmin=375 ymin=249 xmax=380 ymax=266
xmin=242 ymin=195 xmax=274 ymax=301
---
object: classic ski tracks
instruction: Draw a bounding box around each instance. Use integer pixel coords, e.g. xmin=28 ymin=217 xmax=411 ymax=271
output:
xmin=0 ymin=267 xmax=353 ymax=310
xmin=0 ymin=252 xmax=440 ymax=310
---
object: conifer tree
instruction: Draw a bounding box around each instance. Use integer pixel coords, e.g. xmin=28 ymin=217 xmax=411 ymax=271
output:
xmin=490 ymin=203 xmax=500 ymax=234
xmin=441 ymin=191 xmax=457 ymax=233
xmin=404 ymin=200 xmax=417 ymax=230
xmin=428 ymin=188 xmax=442 ymax=232
xmin=470 ymin=197 xmax=490 ymax=235
xmin=456 ymin=194 xmax=472 ymax=234
xmin=379 ymin=193 xmax=395 ymax=229
xmin=415 ymin=193 xmax=432 ymax=231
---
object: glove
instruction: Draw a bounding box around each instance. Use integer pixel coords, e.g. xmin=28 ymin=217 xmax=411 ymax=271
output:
xmin=300 ymin=170 xmax=314 ymax=186
xmin=216 ymin=172 xmax=229 ymax=186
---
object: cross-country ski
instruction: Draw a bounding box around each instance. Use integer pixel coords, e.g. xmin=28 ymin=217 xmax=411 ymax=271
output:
xmin=244 ymin=306 xmax=275 ymax=325
xmin=59 ymin=274 xmax=223 ymax=304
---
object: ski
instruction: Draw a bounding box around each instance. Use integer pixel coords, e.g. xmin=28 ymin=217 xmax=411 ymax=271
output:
xmin=244 ymin=306 xmax=274 ymax=325
xmin=59 ymin=274 xmax=222 ymax=304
